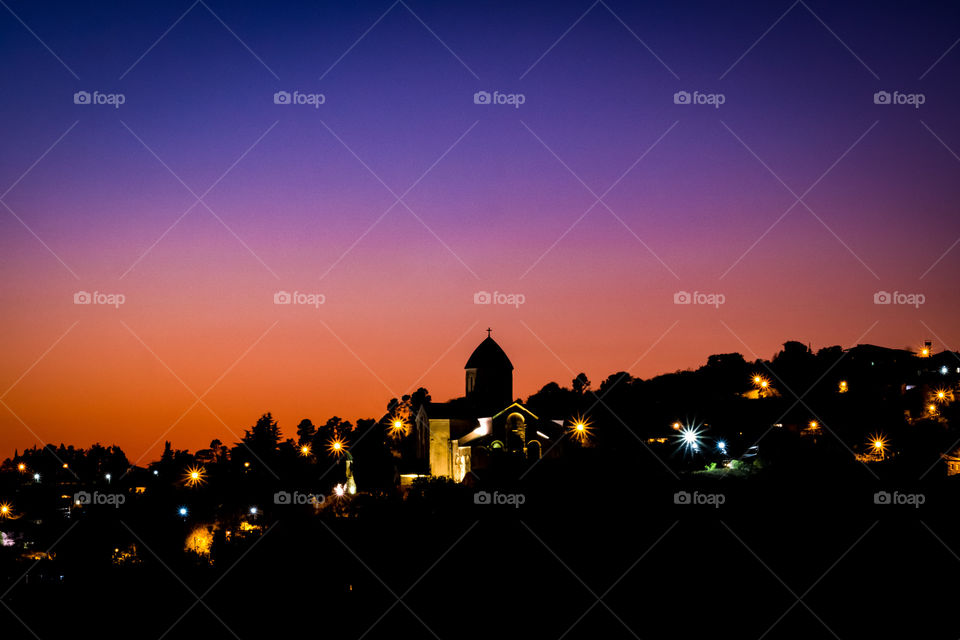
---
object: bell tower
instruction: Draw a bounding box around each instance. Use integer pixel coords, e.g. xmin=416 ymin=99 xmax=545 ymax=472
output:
xmin=464 ymin=329 xmax=513 ymax=413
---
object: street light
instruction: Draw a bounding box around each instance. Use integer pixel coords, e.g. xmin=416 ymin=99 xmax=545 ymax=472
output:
xmin=328 ymin=438 xmax=347 ymax=457
xmin=568 ymin=415 xmax=593 ymax=442
xmin=300 ymin=444 xmax=312 ymax=457
xmin=389 ymin=417 xmax=408 ymax=438
xmin=677 ymin=425 xmax=703 ymax=454
xmin=869 ymin=433 xmax=888 ymax=460
xmin=184 ymin=466 xmax=207 ymax=488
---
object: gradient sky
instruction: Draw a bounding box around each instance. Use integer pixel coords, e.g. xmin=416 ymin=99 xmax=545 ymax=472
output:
xmin=2 ymin=0 xmax=959 ymax=465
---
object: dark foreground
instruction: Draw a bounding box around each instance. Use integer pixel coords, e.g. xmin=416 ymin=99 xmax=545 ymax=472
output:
xmin=2 ymin=458 xmax=958 ymax=640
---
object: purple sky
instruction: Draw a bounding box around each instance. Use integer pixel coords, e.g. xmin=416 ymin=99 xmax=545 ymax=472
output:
xmin=1 ymin=0 xmax=959 ymax=460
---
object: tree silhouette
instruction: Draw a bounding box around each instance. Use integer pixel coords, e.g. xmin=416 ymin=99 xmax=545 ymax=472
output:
xmin=240 ymin=413 xmax=282 ymax=461
xmin=295 ymin=419 xmax=316 ymax=446
xmin=572 ymin=373 xmax=591 ymax=394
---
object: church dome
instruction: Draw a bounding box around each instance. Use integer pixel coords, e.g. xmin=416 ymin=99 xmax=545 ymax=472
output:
xmin=465 ymin=335 xmax=513 ymax=370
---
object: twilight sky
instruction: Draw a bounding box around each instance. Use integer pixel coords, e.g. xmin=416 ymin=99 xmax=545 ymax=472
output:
xmin=1 ymin=0 xmax=959 ymax=464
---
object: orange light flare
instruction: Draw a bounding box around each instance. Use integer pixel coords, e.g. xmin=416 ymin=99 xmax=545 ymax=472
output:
xmin=327 ymin=437 xmax=348 ymax=457
xmin=934 ymin=389 xmax=950 ymax=404
xmin=184 ymin=466 xmax=207 ymax=488
xmin=868 ymin=433 xmax=888 ymax=456
xmin=300 ymin=445 xmax=312 ymax=457
xmin=568 ymin=415 xmax=593 ymax=442
xmin=388 ymin=417 xmax=408 ymax=438
xmin=751 ymin=374 xmax=770 ymax=388
xmin=0 ymin=503 xmax=12 ymax=519
xmin=17 ymin=463 xmax=26 ymax=473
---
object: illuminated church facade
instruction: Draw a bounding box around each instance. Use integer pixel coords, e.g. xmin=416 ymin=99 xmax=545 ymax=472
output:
xmin=420 ymin=330 xmax=563 ymax=481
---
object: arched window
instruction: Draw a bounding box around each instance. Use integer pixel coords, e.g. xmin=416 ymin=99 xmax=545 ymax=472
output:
xmin=526 ymin=439 xmax=542 ymax=461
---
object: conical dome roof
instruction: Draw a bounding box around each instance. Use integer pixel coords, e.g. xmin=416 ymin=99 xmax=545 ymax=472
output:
xmin=465 ymin=335 xmax=513 ymax=370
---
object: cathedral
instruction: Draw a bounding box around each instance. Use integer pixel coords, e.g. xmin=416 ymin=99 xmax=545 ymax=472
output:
xmin=419 ymin=330 xmax=563 ymax=481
